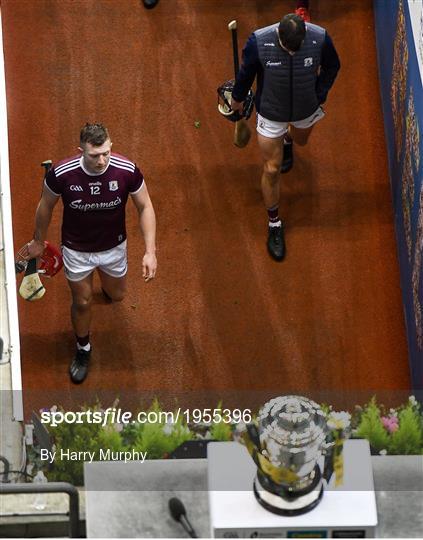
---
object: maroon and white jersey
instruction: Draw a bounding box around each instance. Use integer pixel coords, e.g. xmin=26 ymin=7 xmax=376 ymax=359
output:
xmin=45 ymin=153 xmax=144 ymax=252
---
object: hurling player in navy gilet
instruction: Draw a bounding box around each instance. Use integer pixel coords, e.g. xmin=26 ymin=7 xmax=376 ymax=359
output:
xmin=231 ymin=14 xmax=340 ymax=262
xmin=26 ymin=124 xmax=157 ymax=384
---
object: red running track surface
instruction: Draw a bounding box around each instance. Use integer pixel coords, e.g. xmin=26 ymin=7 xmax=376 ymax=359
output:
xmin=1 ymin=0 xmax=410 ymax=416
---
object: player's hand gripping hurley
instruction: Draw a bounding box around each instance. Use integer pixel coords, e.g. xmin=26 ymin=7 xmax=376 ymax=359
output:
xmin=217 ymin=21 xmax=254 ymax=148
xmin=15 ymin=160 xmax=63 ymax=301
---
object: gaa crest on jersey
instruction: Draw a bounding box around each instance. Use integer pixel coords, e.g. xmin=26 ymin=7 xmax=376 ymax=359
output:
xmin=109 ymin=180 xmax=118 ymax=191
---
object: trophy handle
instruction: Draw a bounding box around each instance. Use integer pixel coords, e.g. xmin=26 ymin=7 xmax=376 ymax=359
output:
xmin=243 ymin=423 xmax=262 ymax=469
xmin=323 ymin=439 xmax=345 ymax=486
xmin=323 ymin=448 xmax=335 ymax=484
xmin=246 ymin=423 xmax=261 ymax=449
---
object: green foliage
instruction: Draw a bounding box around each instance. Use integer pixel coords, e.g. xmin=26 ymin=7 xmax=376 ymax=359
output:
xmin=98 ymin=425 xmax=126 ymax=452
xmin=120 ymin=422 xmax=139 ymax=448
xmin=132 ymin=421 xmax=192 ymax=459
xmin=388 ymin=405 xmax=423 ymax=455
xmin=319 ymin=403 xmax=331 ymax=415
xmin=209 ymin=418 xmax=233 ymax=441
xmin=355 ymin=397 xmax=389 ymax=452
xmin=132 ymin=399 xmax=193 ymax=459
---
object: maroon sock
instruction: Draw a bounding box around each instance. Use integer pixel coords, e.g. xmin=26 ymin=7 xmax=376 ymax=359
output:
xmin=267 ymin=205 xmax=280 ymax=224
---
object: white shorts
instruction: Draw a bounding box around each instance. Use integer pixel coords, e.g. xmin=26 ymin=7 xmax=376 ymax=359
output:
xmin=256 ymin=107 xmax=325 ymax=138
xmin=62 ymin=241 xmax=128 ymax=282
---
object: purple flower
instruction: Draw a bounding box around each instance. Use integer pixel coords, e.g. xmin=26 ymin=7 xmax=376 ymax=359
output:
xmin=381 ymin=416 xmax=399 ymax=433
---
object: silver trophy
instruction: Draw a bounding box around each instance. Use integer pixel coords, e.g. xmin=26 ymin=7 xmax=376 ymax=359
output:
xmin=243 ymin=395 xmax=339 ymax=516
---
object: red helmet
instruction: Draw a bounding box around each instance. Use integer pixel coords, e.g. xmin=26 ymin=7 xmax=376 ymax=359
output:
xmin=38 ymin=241 xmax=63 ymax=277
xmin=15 ymin=241 xmax=63 ymax=277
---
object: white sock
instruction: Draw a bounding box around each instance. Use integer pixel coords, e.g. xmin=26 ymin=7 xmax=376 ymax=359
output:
xmin=77 ymin=343 xmax=91 ymax=352
xmin=269 ymin=220 xmax=282 ymax=228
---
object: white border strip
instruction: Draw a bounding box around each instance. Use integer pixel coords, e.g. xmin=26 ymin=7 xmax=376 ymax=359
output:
xmin=0 ymin=7 xmax=23 ymax=421
xmin=407 ymin=0 xmax=423 ymax=86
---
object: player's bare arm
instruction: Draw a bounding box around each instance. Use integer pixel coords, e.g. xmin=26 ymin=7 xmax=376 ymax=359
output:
xmin=26 ymin=186 xmax=60 ymax=259
xmin=131 ymin=183 xmax=157 ymax=282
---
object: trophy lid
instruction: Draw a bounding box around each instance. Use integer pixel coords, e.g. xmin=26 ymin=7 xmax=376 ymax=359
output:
xmin=258 ymin=395 xmax=327 ymax=453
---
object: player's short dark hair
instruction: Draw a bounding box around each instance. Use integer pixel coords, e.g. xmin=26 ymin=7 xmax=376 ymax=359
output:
xmin=80 ymin=123 xmax=110 ymax=146
xmin=278 ymin=14 xmax=306 ymax=52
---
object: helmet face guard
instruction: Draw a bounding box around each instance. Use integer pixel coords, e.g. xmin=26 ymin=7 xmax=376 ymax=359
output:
xmin=15 ymin=241 xmax=63 ymax=277
xmin=217 ymin=79 xmax=254 ymax=122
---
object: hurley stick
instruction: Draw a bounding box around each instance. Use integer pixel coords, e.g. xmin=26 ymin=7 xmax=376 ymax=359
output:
xmin=228 ymin=20 xmax=251 ymax=148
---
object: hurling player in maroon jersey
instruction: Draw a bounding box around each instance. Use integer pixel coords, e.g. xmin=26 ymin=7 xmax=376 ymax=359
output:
xmin=25 ymin=123 xmax=157 ymax=384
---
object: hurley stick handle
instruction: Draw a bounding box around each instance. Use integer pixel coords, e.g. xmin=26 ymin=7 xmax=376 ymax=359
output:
xmin=228 ymin=20 xmax=239 ymax=77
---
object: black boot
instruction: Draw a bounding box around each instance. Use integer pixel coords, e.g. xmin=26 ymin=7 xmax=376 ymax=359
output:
xmin=69 ymin=348 xmax=91 ymax=384
xmin=267 ymin=224 xmax=286 ymax=261
xmin=143 ymin=0 xmax=159 ymax=8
